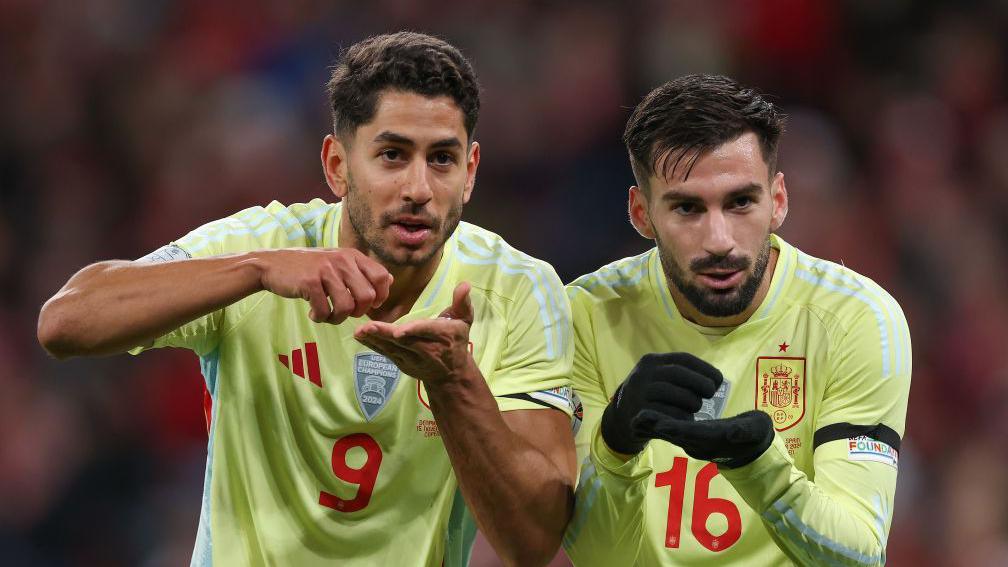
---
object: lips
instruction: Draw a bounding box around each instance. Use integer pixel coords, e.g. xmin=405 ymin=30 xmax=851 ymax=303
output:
xmin=696 ymin=269 xmax=745 ymax=290
xmin=388 ymin=216 xmax=434 ymax=247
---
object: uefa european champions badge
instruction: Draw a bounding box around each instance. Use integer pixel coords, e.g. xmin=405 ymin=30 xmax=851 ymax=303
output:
xmin=696 ymin=380 xmax=731 ymax=421
xmin=354 ymin=352 xmax=402 ymax=421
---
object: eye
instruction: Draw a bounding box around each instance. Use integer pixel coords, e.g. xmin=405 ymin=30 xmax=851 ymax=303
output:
xmin=430 ymin=151 xmax=456 ymax=166
xmin=732 ymin=196 xmax=754 ymax=209
xmin=380 ymin=148 xmax=402 ymax=161
xmin=673 ymin=202 xmax=698 ymax=215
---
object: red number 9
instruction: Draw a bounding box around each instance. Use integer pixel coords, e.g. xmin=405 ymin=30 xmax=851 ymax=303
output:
xmin=319 ymin=433 xmax=383 ymax=513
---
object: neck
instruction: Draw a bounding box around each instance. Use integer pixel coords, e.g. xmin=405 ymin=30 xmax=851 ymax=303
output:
xmin=338 ymin=217 xmax=443 ymax=323
xmin=373 ymin=257 xmax=442 ymax=322
xmin=671 ymin=247 xmax=779 ymax=328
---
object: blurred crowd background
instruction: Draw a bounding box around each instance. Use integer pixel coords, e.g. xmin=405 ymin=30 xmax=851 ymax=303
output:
xmin=2 ymin=1 xmax=1006 ymax=565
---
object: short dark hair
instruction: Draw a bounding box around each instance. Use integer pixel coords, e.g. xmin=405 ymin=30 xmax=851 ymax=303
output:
xmin=623 ymin=74 xmax=786 ymax=191
xmin=326 ymin=32 xmax=481 ymax=142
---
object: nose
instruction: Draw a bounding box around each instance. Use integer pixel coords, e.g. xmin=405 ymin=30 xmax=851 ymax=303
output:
xmin=401 ymin=158 xmax=434 ymax=205
xmin=701 ymin=210 xmax=735 ymax=257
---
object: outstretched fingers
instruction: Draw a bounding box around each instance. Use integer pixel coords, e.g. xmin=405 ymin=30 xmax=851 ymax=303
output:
xmin=439 ymin=282 xmax=473 ymax=324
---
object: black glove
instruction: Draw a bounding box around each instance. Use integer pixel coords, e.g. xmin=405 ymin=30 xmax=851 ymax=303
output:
xmin=633 ymin=409 xmax=775 ymax=469
xmin=600 ymin=352 xmax=722 ymax=455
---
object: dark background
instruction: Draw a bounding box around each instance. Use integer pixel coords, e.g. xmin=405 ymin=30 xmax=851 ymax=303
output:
xmin=3 ymin=1 xmax=1007 ymax=565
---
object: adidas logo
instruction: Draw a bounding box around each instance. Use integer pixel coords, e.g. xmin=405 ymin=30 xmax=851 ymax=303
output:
xmin=278 ymin=342 xmax=323 ymax=387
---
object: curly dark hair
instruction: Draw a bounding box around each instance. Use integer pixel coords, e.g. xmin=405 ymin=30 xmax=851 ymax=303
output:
xmin=624 ymin=74 xmax=786 ymax=191
xmin=326 ymin=32 xmax=481 ymax=142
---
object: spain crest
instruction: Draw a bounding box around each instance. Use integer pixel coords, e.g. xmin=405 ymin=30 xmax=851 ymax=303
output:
xmin=354 ymin=352 xmax=402 ymax=421
xmin=754 ymin=357 xmax=806 ymax=431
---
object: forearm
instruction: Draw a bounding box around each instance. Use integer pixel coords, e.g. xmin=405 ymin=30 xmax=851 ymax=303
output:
xmin=37 ymin=254 xmax=263 ymax=358
xmin=563 ymin=426 xmax=651 ymax=566
xmin=426 ymin=363 xmax=574 ymax=567
xmin=720 ymin=437 xmax=894 ymax=567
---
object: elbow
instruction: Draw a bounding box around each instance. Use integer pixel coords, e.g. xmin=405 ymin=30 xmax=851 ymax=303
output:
xmin=499 ymin=533 xmax=564 ymax=567
xmin=501 ymin=549 xmax=555 ymax=567
xmin=38 ymin=261 xmax=127 ymax=359
xmin=501 ymin=482 xmax=574 ymax=566
xmin=37 ymin=295 xmax=84 ymax=359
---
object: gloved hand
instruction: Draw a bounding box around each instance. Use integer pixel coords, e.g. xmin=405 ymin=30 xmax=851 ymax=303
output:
xmin=600 ymin=352 xmax=722 ymax=455
xmin=601 ymin=352 xmax=775 ymax=469
xmin=633 ymin=409 xmax=774 ymax=469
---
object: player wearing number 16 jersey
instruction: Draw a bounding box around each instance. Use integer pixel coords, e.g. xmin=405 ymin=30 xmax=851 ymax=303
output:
xmin=38 ymin=33 xmax=576 ymax=566
xmin=562 ymin=75 xmax=911 ymax=566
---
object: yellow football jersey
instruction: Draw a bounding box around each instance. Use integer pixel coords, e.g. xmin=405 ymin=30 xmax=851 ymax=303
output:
xmin=563 ymin=235 xmax=910 ymax=566
xmin=133 ymin=199 xmax=574 ymax=566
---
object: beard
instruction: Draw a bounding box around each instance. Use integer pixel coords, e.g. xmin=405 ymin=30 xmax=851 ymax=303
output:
xmin=344 ymin=173 xmax=463 ymax=267
xmin=657 ymin=234 xmax=772 ymax=318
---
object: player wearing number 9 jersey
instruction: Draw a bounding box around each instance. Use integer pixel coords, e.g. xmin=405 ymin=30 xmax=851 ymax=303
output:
xmin=132 ymin=200 xmax=573 ymax=566
xmin=562 ymin=75 xmax=911 ymax=566
xmin=38 ymin=33 xmax=577 ymax=567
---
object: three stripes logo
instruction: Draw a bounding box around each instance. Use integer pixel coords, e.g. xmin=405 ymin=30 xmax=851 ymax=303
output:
xmin=278 ymin=342 xmax=323 ymax=387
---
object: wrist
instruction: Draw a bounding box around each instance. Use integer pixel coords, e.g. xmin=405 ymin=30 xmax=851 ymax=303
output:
xmin=602 ymin=440 xmax=639 ymax=463
xmin=236 ymin=251 xmax=270 ymax=293
xmin=592 ymin=422 xmax=652 ymax=475
xmin=424 ymin=355 xmax=482 ymax=396
xmin=600 ymin=403 xmax=645 ymax=456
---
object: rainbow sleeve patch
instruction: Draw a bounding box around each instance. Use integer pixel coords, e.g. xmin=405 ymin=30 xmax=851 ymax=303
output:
xmin=847 ymin=436 xmax=898 ymax=468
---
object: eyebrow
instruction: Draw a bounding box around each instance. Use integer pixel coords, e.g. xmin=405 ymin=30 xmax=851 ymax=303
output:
xmin=660 ymin=182 xmax=763 ymax=203
xmin=372 ymin=131 xmax=463 ymax=150
xmin=724 ymin=183 xmax=763 ymax=200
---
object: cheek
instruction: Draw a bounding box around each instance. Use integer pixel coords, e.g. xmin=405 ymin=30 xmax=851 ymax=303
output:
xmin=355 ymin=168 xmax=403 ymax=199
xmin=729 ymin=220 xmax=770 ymax=263
xmin=434 ymin=174 xmax=468 ymax=199
xmin=655 ymin=217 xmax=693 ymax=247
xmin=655 ymin=225 xmax=696 ymax=267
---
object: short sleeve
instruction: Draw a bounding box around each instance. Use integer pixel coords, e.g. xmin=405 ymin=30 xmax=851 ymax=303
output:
xmin=490 ymin=262 xmax=574 ymax=415
xmin=814 ymin=299 xmax=912 ymax=442
xmin=566 ymin=286 xmax=610 ymax=462
xmin=130 ymin=201 xmax=321 ymax=356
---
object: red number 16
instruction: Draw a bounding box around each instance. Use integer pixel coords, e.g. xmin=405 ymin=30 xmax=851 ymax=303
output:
xmin=655 ymin=457 xmax=742 ymax=552
xmin=319 ymin=433 xmax=383 ymax=513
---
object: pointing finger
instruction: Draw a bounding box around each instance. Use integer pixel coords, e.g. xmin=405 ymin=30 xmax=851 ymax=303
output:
xmin=354 ymin=253 xmax=393 ymax=308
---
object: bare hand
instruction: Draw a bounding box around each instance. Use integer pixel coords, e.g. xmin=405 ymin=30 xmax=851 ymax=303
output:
xmin=256 ymin=248 xmax=393 ymax=324
xmin=354 ymin=282 xmax=475 ymax=385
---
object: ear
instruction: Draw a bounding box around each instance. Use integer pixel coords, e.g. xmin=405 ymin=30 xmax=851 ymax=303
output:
xmin=462 ymin=141 xmax=480 ymax=204
xmin=628 ymin=186 xmax=656 ymax=239
xmin=322 ymin=134 xmax=349 ymax=199
xmin=769 ymin=172 xmax=788 ymax=231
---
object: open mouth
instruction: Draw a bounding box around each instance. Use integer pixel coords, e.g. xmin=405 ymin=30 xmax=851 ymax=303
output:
xmin=394 ymin=221 xmax=429 ymax=232
xmin=389 ymin=217 xmax=434 ymax=247
xmin=696 ymin=270 xmax=744 ymax=290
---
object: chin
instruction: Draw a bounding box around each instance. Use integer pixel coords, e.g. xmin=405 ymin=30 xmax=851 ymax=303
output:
xmin=692 ymin=287 xmax=750 ymax=317
xmin=386 ymin=246 xmax=436 ymax=267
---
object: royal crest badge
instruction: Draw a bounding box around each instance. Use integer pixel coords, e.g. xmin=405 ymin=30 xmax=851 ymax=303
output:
xmin=755 ymin=356 xmax=806 ymax=431
xmin=354 ymin=352 xmax=402 ymax=421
